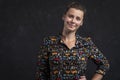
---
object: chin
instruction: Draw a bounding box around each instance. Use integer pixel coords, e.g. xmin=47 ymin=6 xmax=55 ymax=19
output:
xmin=67 ymin=29 xmax=77 ymax=32
xmin=68 ymin=27 xmax=76 ymax=31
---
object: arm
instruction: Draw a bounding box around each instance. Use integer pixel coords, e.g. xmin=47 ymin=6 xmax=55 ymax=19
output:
xmin=86 ymin=37 xmax=110 ymax=80
xmin=35 ymin=39 xmax=50 ymax=80
xmin=91 ymin=73 xmax=103 ymax=80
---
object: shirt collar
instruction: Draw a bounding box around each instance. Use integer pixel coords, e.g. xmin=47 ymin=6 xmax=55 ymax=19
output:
xmin=58 ymin=33 xmax=81 ymax=45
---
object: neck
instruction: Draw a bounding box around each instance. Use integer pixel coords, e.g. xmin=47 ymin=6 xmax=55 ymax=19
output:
xmin=62 ymin=31 xmax=76 ymax=41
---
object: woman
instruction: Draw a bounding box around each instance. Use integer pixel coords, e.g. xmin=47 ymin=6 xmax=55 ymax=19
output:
xmin=35 ymin=1 xmax=110 ymax=80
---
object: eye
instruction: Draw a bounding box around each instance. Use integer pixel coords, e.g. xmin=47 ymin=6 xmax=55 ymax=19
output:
xmin=68 ymin=14 xmax=74 ymax=18
xmin=76 ymin=17 xmax=81 ymax=21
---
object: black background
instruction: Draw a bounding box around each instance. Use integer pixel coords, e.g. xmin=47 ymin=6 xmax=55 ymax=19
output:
xmin=0 ymin=0 xmax=120 ymax=80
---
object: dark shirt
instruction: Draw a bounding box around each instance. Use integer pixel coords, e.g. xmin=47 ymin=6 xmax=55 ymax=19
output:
xmin=35 ymin=34 xmax=110 ymax=80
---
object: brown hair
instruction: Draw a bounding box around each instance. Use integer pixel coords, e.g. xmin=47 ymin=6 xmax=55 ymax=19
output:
xmin=64 ymin=1 xmax=86 ymax=15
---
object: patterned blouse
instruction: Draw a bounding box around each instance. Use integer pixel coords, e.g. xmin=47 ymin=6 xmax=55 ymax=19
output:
xmin=35 ymin=34 xmax=110 ymax=80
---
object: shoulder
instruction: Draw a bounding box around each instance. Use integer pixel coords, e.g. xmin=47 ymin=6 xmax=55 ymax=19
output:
xmin=76 ymin=35 xmax=94 ymax=46
xmin=43 ymin=35 xmax=60 ymax=45
xmin=77 ymin=35 xmax=92 ymax=42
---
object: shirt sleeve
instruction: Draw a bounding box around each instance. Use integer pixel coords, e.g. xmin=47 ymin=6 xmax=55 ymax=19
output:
xmin=86 ymin=37 xmax=110 ymax=75
xmin=35 ymin=38 xmax=50 ymax=80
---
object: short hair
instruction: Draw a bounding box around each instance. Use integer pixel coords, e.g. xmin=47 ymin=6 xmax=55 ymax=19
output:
xmin=64 ymin=1 xmax=86 ymax=15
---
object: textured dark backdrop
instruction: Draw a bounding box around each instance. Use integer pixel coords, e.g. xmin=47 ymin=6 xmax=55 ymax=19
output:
xmin=0 ymin=0 xmax=120 ymax=80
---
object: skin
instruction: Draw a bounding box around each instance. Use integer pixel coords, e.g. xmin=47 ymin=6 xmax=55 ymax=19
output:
xmin=62 ymin=8 xmax=84 ymax=49
xmin=62 ymin=8 xmax=83 ymax=34
xmin=62 ymin=8 xmax=103 ymax=80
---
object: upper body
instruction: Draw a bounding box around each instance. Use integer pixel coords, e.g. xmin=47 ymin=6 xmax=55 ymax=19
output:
xmin=35 ymin=34 xmax=110 ymax=80
xmin=35 ymin=1 xmax=110 ymax=80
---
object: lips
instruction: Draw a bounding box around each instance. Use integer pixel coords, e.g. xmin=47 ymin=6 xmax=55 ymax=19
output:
xmin=67 ymin=22 xmax=76 ymax=28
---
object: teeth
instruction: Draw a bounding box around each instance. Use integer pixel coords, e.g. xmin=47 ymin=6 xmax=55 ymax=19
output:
xmin=67 ymin=22 xmax=76 ymax=27
xmin=69 ymin=24 xmax=75 ymax=27
xmin=69 ymin=23 xmax=75 ymax=26
xmin=68 ymin=23 xmax=74 ymax=26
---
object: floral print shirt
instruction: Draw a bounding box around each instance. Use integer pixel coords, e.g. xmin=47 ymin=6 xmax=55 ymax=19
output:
xmin=35 ymin=34 xmax=110 ymax=80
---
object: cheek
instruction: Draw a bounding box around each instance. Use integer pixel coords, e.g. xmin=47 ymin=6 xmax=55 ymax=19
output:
xmin=77 ymin=21 xmax=83 ymax=26
xmin=64 ymin=17 xmax=72 ymax=22
xmin=76 ymin=22 xmax=81 ymax=26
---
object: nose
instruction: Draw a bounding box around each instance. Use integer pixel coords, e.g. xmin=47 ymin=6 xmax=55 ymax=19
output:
xmin=71 ymin=18 xmax=76 ymax=23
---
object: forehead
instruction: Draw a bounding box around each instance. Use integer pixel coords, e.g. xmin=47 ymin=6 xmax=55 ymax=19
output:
xmin=66 ymin=8 xmax=84 ymax=17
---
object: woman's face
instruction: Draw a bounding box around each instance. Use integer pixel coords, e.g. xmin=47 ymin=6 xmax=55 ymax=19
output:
xmin=62 ymin=8 xmax=84 ymax=32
